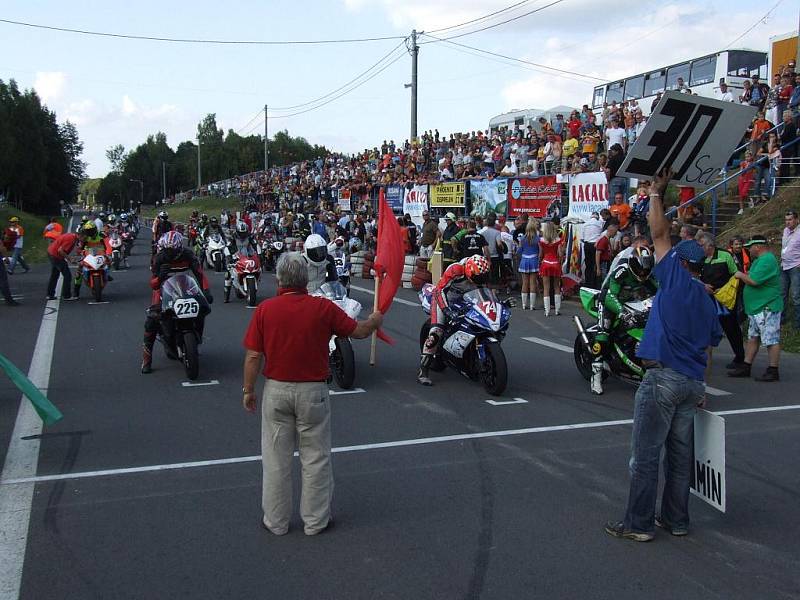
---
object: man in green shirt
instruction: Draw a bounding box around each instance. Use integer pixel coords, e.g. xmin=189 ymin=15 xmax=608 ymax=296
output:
xmin=728 ymin=235 xmax=783 ymax=381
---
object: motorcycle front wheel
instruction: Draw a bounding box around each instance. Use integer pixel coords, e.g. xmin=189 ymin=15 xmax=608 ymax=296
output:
xmin=213 ymin=255 xmax=222 ymax=273
xmin=479 ymin=341 xmax=508 ymax=396
xmin=247 ymin=283 xmax=257 ymax=307
xmin=182 ymin=331 xmax=200 ymax=380
xmin=92 ymin=276 xmax=103 ymax=302
xmin=332 ymin=337 xmax=355 ymax=389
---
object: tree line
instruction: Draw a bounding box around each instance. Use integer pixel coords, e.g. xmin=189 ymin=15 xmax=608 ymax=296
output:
xmin=95 ymin=113 xmax=329 ymax=210
xmin=0 ymin=79 xmax=86 ymax=216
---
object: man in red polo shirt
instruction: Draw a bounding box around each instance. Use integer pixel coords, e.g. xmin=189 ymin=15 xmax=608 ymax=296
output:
xmin=46 ymin=227 xmax=89 ymax=300
xmin=242 ymin=252 xmax=382 ymax=536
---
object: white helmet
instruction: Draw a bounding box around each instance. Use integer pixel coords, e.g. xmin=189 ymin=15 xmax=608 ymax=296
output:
xmin=303 ymin=234 xmax=328 ymax=264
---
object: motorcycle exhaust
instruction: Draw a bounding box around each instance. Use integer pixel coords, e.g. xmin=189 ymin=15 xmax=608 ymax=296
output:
xmin=573 ymin=315 xmax=593 ymax=353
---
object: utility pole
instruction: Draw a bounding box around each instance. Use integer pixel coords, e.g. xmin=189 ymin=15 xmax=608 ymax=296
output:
xmin=410 ymin=29 xmax=419 ymax=142
xmin=161 ymin=161 xmax=166 ymax=202
xmin=264 ymin=104 xmax=269 ymax=171
xmin=196 ymin=135 xmax=202 ymax=189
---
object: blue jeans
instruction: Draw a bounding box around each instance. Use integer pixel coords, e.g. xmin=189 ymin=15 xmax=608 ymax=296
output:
xmin=782 ymin=266 xmax=800 ymax=329
xmin=8 ymin=247 xmax=29 ymax=272
xmin=623 ymin=367 xmax=704 ymax=534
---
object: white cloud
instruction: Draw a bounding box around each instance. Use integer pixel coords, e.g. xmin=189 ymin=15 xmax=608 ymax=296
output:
xmin=122 ymin=95 xmax=138 ymax=116
xmin=33 ymin=71 xmax=67 ymax=104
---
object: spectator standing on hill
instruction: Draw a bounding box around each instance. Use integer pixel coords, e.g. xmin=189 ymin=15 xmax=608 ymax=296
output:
xmin=781 ymin=210 xmax=800 ymax=330
xmin=778 ymin=110 xmax=797 ymax=180
xmin=729 ymin=235 xmax=783 ymax=382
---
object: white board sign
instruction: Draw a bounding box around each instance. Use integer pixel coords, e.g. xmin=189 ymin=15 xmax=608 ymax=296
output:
xmin=690 ymin=409 xmax=726 ymax=513
xmin=566 ymin=172 xmax=609 ymax=221
xmin=403 ymin=185 xmax=429 ymax=228
xmin=618 ymin=91 xmax=756 ymax=187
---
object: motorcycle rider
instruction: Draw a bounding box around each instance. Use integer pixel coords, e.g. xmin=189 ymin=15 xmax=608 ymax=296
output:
xmin=73 ymin=221 xmax=111 ymax=298
xmin=328 ymin=235 xmax=351 ymax=290
xmin=224 ymin=222 xmax=260 ymax=303
xmin=201 ymin=216 xmax=226 ymax=242
xmin=151 ymin=211 xmax=173 ymax=253
xmin=418 ymin=254 xmax=491 ymax=386
xmin=302 ymin=233 xmax=337 ymax=293
xmin=590 ymin=244 xmax=658 ymax=395
xmin=142 ymin=231 xmax=213 ymax=374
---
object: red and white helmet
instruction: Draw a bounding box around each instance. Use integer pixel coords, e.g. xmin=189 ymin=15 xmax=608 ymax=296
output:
xmin=464 ymin=255 xmax=490 ymax=284
xmin=158 ymin=230 xmax=184 ymax=251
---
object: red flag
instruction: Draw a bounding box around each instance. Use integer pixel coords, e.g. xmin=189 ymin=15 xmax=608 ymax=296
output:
xmin=372 ymin=189 xmax=405 ymax=344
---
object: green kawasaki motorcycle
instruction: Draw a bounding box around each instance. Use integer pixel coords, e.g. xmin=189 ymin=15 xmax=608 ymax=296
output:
xmin=572 ymin=287 xmax=653 ymax=385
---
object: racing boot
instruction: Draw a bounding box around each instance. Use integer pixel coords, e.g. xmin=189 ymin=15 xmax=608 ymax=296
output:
xmin=141 ymin=332 xmax=156 ymax=374
xmin=417 ymin=358 xmax=432 ymax=386
xmin=590 ymin=361 xmax=604 ymax=395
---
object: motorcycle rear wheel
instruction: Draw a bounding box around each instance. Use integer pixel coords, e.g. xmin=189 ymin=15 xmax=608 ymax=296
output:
xmin=332 ymin=337 xmax=355 ymax=389
xmin=480 ymin=341 xmax=508 ymax=396
xmin=183 ymin=332 xmax=200 ymax=380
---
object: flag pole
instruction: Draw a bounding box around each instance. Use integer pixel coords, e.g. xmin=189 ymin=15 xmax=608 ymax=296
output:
xmin=369 ymin=273 xmax=380 ymax=366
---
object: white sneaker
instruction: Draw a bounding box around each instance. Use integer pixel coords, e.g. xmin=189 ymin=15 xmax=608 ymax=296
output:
xmin=737 ymin=208 xmax=743 ymax=215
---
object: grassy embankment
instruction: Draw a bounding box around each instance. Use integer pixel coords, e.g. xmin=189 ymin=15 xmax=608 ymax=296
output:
xmin=0 ymin=205 xmax=67 ymax=264
xmin=140 ymin=195 xmax=243 ymax=224
xmin=717 ymin=181 xmax=800 ymax=352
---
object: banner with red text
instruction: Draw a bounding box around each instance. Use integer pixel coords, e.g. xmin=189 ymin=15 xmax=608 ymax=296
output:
xmin=566 ymin=172 xmax=609 ymax=221
xmin=507 ymin=176 xmax=561 ymax=218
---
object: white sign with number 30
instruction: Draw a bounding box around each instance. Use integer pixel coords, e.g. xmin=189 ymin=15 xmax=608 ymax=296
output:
xmin=618 ymin=91 xmax=756 ymax=188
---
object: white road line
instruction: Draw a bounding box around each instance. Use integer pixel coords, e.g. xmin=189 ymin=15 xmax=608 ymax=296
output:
xmin=181 ymin=380 xmax=220 ymax=387
xmin=705 ymin=385 xmax=732 ymax=397
xmin=350 ymin=284 xmax=419 ymax=307
xmin=522 ymin=336 xmax=573 ymax=353
xmin=329 ymin=388 xmax=366 ymax=396
xmin=523 ymin=337 xmax=735 ymax=397
xmin=0 ymin=216 xmax=72 ymax=600
xmin=485 ymin=398 xmax=529 ymax=406
xmin=4 ymin=403 xmax=799 ymax=487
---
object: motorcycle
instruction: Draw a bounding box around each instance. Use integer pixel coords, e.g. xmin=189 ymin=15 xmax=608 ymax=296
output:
xmin=159 ymin=272 xmax=211 ymax=380
xmin=205 ymin=233 xmax=227 ymax=273
xmin=225 ymin=249 xmax=262 ymax=307
xmin=418 ymin=284 xmax=511 ymax=395
xmin=572 ymin=287 xmax=653 ymax=385
xmin=263 ymin=240 xmax=285 ymax=272
xmin=332 ymin=253 xmax=351 ymax=292
xmin=106 ymin=231 xmax=124 ymax=270
xmin=80 ymin=249 xmax=109 ymax=303
xmin=121 ymin=230 xmax=134 ymax=258
xmin=312 ymin=281 xmax=362 ymax=389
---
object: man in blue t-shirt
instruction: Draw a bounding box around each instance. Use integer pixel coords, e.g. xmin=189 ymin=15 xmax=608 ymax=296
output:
xmin=605 ymin=168 xmax=722 ymax=543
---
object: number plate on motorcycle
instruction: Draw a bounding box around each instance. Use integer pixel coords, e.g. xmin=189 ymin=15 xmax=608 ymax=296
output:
xmin=173 ymin=298 xmax=200 ymax=318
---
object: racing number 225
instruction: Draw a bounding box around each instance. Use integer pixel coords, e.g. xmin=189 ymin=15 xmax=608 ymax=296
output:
xmin=627 ymin=97 xmax=723 ymax=183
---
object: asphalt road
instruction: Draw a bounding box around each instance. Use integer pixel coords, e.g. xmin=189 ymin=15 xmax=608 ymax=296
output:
xmin=1 ymin=231 xmax=799 ymax=600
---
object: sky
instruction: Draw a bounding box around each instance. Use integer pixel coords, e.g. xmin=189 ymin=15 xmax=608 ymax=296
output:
xmin=1 ymin=0 xmax=797 ymax=177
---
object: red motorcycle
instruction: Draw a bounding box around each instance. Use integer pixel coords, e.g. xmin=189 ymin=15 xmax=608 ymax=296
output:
xmin=224 ymin=250 xmax=261 ymax=307
xmin=80 ymin=249 xmax=109 ymax=302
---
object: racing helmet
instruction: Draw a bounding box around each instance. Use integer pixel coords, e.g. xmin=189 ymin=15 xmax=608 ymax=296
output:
xmin=210 ymin=216 xmax=219 ymax=226
xmin=98 ymin=211 xmax=107 ymax=220
xmin=335 ymin=236 xmax=345 ymax=248
xmin=120 ymin=213 xmax=129 ymax=222
xmin=200 ymin=213 xmax=208 ymax=223
xmin=464 ymin=255 xmax=491 ymax=286
xmin=158 ymin=231 xmax=184 ymax=259
xmin=80 ymin=215 xmax=90 ymax=224
xmin=629 ymin=246 xmax=654 ymax=281
xmin=107 ymin=214 xmax=117 ymax=225
xmin=235 ymin=221 xmax=249 ymax=240
xmin=81 ymin=222 xmax=98 ymax=237
xmin=158 ymin=210 xmax=168 ymax=220
xmin=303 ymin=234 xmax=328 ymax=264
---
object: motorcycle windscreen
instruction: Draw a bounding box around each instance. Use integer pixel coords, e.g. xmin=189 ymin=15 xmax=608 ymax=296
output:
xmin=161 ymin=272 xmax=210 ymax=315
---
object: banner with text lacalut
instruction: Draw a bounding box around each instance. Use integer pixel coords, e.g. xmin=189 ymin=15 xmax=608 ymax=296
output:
xmin=403 ymin=184 xmax=429 ymax=227
xmin=566 ymin=172 xmax=609 ymax=221
xmin=507 ymin=176 xmax=561 ymax=218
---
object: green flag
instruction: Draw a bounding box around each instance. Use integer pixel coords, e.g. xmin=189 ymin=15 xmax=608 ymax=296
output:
xmin=0 ymin=353 xmax=63 ymax=426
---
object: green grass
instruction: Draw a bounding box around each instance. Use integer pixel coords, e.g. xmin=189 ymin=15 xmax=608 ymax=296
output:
xmin=140 ymin=195 xmax=244 ymax=224
xmin=0 ymin=205 xmax=66 ymax=264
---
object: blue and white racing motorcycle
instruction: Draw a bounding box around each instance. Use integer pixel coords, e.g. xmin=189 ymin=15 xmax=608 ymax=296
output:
xmin=418 ymin=284 xmax=511 ymax=395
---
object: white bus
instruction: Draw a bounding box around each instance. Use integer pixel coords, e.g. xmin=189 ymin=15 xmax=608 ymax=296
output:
xmin=591 ymin=49 xmax=768 ymax=115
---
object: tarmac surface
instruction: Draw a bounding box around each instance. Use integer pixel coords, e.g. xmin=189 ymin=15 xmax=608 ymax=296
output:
xmin=1 ymin=228 xmax=799 ymax=600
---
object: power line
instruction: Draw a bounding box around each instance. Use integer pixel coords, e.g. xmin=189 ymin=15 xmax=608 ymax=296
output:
xmin=421 ymin=33 xmax=608 ymax=82
xmin=421 ymin=0 xmax=568 ymax=42
xmin=426 ymin=0 xmax=535 ymax=34
xmin=723 ymin=0 xmax=785 ymax=50
xmin=0 ymin=17 xmax=406 ymax=45
xmin=269 ymin=39 xmax=407 ymax=111
xmin=236 ymin=108 xmax=266 ymax=135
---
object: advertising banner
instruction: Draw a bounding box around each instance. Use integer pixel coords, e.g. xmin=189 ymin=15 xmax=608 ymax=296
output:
xmin=337 ymin=188 xmax=351 ymax=212
xmin=566 ymin=172 xmax=609 ymax=221
xmin=403 ymin=184 xmax=429 ymax=227
xmin=469 ymin=178 xmax=508 ymax=217
xmin=385 ymin=185 xmax=404 ymax=214
xmin=618 ymin=91 xmax=756 ymax=187
xmin=690 ymin=409 xmax=726 ymax=513
xmin=430 ymin=182 xmax=466 ymax=208
xmin=507 ymin=176 xmax=561 ymax=218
